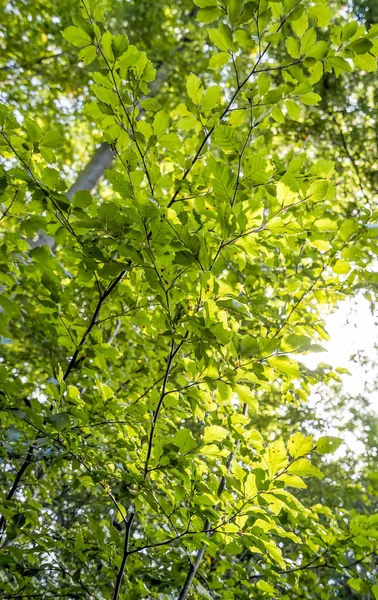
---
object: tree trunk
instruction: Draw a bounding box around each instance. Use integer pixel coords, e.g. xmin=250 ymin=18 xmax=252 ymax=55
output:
xmin=66 ymin=143 xmax=115 ymax=200
xmin=66 ymin=63 xmax=170 ymax=199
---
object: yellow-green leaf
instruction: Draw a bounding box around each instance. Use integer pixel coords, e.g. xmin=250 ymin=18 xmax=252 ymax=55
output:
xmin=287 ymin=432 xmax=314 ymax=458
xmin=203 ymin=425 xmax=229 ymax=443
xmin=287 ymin=459 xmax=323 ymax=479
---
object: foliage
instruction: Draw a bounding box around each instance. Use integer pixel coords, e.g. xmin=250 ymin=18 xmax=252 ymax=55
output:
xmin=0 ymin=0 xmax=378 ymax=598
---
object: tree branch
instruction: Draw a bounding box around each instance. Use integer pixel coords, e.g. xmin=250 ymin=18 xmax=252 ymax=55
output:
xmin=112 ymin=509 xmax=135 ymax=600
xmin=0 ymin=445 xmax=34 ymax=538
xmin=67 ymin=9 xmax=198 ymax=199
xmin=143 ymin=334 xmax=187 ymax=478
xmin=63 ymin=270 xmax=126 ymax=380
xmin=167 ymin=1 xmax=302 ymax=208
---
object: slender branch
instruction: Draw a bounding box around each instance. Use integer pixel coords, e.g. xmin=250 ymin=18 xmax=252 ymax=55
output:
xmin=0 ymin=51 xmax=63 ymax=73
xmin=128 ymin=527 xmax=204 ymax=556
xmin=3 ymin=412 xmax=129 ymax=528
xmin=0 ymin=445 xmax=34 ymax=537
xmin=82 ymin=0 xmax=154 ymax=197
xmin=328 ymin=111 xmax=370 ymax=204
xmin=178 ymin=547 xmax=206 ymax=600
xmin=66 ymin=8 xmax=198 ymax=198
xmin=143 ymin=335 xmax=187 ymax=478
xmin=0 ymin=188 xmax=18 ymax=222
xmin=0 ymin=271 xmax=126 ymax=538
xmin=249 ymin=545 xmax=378 ymax=580
xmin=167 ymin=1 xmax=302 ymax=208
xmin=112 ymin=509 xmax=135 ymax=600
xmin=0 ymin=131 xmax=79 ymax=242
xmin=63 ymin=270 xmax=126 ymax=380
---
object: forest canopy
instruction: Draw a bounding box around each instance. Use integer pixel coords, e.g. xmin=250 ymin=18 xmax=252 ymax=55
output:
xmin=1 ymin=0 xmax=378 ymax=598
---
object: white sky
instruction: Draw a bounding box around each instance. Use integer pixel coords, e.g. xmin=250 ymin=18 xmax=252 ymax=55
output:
xmin=302 ymin=293 xmax=378 ymax=397
xmin=300 ymin=293 xmax=378 ymax=456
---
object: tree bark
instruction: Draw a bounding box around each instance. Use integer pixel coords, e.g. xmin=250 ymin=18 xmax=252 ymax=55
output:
xmin=27 ymin=6 xmax=199 ymax=250
xmin=66 ymin=63 xmax=170 ymax=199
xmin=66 ymin=143 xmax=115 ymax=200
xmin=178 ymin=546 xmax=206 ymax=600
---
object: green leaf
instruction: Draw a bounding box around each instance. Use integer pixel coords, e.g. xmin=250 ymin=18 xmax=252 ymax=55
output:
xmin=194 ymin=0 xmax=218 ymax=6
xmin=286 ymin=99 xmax=300 ymax=120
xmin=341 ymin=21 xmax=358 ymax=42
xmin=247 ymin=155 xmax=271 ymax=184
xmin=271 ymin=106 xmax=285 ymax=123
xmin=291 ymin=12 xmax=308 ymax=37
xmin=307 ymin=40 xmax=329 ymax=59
xmin=197 ymin=7 xmax=222 ymax=23
xmin=300 ymin=92 xmax=322 ymax=105
xmin=286 ymin=37 xmax=300 ymax=58
xmin=244 ymin=472 xmax=257 ymax=497
xmin=347 ymin=38 xmax=373 ymax=55
xmin=333 ymin=259 xmax=350 ymax=274
xmin=203 ymin=425 xmax=229 ymax=443
xmin=267 ymin=356 xmax=300 ymax=378
xmin=263 ymin=440 xmax=288 ymax=477
xmin=24 ymin=119 xmax=43 ymax=142
xmin=308 ymin=4 xmax=331 ymax=26
xmin=308 ymin=180 xmax=329 ymax=202
xmin=91 ymin=84 xmax=118 ymax=107
xmin=117 ymin=45 xmax=140 ymax=68
xmin=310 ymin=158 xmax=335 ymax=178
xmin=72 ymin=190 xmax=92 ymax=209
xmin=209 ymin=52 xmax=229 ymax=69
xmin=326 ymin=56 xmax=352 ymax=77
xmin=339 ymin=218 xmax=358 ymax=241
xmin=193 ymin=493 xmax=217 ymax=506
xmin=214 ymin=125 xmax=237 ymax=152
xmin=98 ymin=382 xmax=114 ymax=401
xmin=174 ymin=429 xmax=197 ymax=453
xmin=105 ymin=169 xmax=132 ymax=196
xmin=40 ymin=130 xmax=64 ymax=148
xmin=287 ymin=459 xmax=323 ymax=479
xmin=235 ymin=384 xmax=258 ymax=412
xmin=0 ymin=103 xmax=10 ymax=127
xmin=353 ymin=53 xmax=376 ymax=72
xmin=153 ymin=110 xmax=170 ymax=137
xmin=186 ymin=73 xmax=203 ymax=104
xmin=257 ymin=580 xmax=276 ymax=593
xmin=51 ymin=412 xmax=70 ymax=431
xmin=79 ymin=45 xmax=97 ymax=65
xmin=300 ymin=28 xmax=317 ymax=55
xmin=101 ymin=30 xmax=114 ymax=62
xmin=315 ymin=436 xmax=342 ymax=454
xmin=201 ymin=85 xmax=221 ymax=110
xmin=288 ymin=432 xmax=314 ymax=458
xmin=112 ymin=34 xmax=129 ymax=58
xmin=62 ymin=26 xmax=92 ymax=47
xmin=208 ymin=26 xmax=232 ymax=52
xmin=159 ymin=133 xmax=181 ymax=150
xmin=282 ymin=334 xmax=312 ymax=352
xmin=68 ymin=385 xmax=81 ymax=402
xmin=228 ymin=0 xmax=245 ymax=25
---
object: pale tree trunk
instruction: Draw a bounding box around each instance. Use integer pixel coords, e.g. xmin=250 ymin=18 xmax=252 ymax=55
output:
xmin=66 ymin=63 xmax=170 ymax=199
xmin=30 ymin=65 xmax=170 ymax=249
xmin=31 ymin=11 xmax=194 ymax=246
xmin=66 ymin=143 xmax=115 ymax=200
